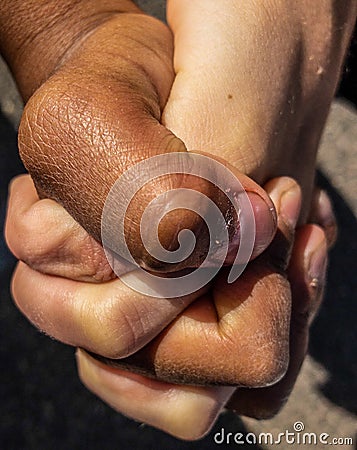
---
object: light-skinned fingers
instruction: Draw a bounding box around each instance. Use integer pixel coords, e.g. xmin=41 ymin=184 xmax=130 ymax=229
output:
xmin=11 ymin=261 xmax=201 ymax=358
xmin=76 ymin=349 xmax=235 ymax=441
xmin=259 ymin=176 xmax=302 ymax=271
xmin=11 ymin=177 xmax=300 ymax=387
xmin=5 ymin=174 xmax=113 ymax=282
xmin=288 ymin=224 xmax=328 ymax=324
xmin=308 ymin=186 xmax=337 ymax=248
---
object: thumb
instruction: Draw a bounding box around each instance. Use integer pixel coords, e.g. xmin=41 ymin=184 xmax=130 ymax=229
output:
xmin=18 ymin=14 xmax=277 ymax=275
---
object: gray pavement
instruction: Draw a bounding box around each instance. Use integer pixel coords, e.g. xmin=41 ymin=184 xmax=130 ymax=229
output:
xmin=0 ymin=3 xmax=356 ymax=448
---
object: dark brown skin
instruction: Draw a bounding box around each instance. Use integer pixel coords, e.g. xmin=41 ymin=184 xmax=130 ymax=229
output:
xmin=0 ymin=1 xmax=142 ymax=100
xmin=2 ymin=7 xmax=275 ymax=271
xmin=93 ymin=261 xmax=291 ymax=387
xmin=2 ymin=0 xmax=285 ymax=386
xmin=6 ymin=175 xmax=331 ymax=438
xmin=1 ymin=0 xmax=354 ymax=435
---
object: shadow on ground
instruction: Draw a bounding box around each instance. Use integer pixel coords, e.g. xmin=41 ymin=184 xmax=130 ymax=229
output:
xmin=309 ymin=171 xmax=357 ymax=415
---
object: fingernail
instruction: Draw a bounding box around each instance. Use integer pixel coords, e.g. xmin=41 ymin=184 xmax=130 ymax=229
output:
xmin=316 ymin=190 xmax=337 ymax=247
xmin=279 ymin=181 xmax=302 ymax=229
xmin=307 ymin=236 xmax=328 ymax=289
xmin=224 ymin=191 xmax=277 ymax=263
xmin=317 ymin=190 xmax=335 ymax=226
xmin=249 ymin=191 xmax=277 ymax=258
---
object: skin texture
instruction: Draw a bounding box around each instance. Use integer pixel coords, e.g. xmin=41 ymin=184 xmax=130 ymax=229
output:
xmin=164 ymin=0 xmax=356 ymax=216
xmin=5 ymin=0 xmax=353 ymax=267
xmin=7 ymin=173 xmax=294 ymax=384
xmin=6 ymin=175 xmax=333 ymax=439
xmin=75 ymin=223 xmax=329 ymax=438
xmin=2 ymin=0 xmax=354 ymax=440
xmin=14 ymin=13 xmax=279 ymax=273
xmin=0 ymin=1 xmax=142 ymax=100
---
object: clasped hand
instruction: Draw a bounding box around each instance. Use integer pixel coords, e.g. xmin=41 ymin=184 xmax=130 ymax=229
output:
xmin=4 ymin=0 xmax=352 ymax=440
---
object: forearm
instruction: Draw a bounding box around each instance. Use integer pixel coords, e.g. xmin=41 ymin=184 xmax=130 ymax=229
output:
xmin=0 ymin=0 xmax=141 ymax=100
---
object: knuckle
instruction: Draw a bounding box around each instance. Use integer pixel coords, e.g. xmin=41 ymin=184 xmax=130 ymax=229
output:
xmin=5 ymin=208 xmax=36 ymax=262
xmin=18 ymin=83 xmax=75 ymax=173
xmin=225 ymin=343 xmax=288 ymax=389
xmin=18 ymin=78 xmax=98 ymax=193
xmin=108 ymin=302 xmax=146 ymax=359
xmin=246 ymin=313 xmax=290 ymax=387
xmin=7 ymin=204 xmax=56 ymax=267
xmin=17 ymin=77 xmax=111 ymax=242
xmin=224 ymin=326 xmax=289 ymax=388
xmin=84 ymin=297 xmax=143 ymax=360
xmin=231 ymin=280 xmax=290 ymax=387
xmin=8 ymin=174 xmax=27 ymax=195
xmin=78 ymin=234 xmax=114 ymax=282
xmin=4 ymin=219 xmax=18 ymax=258
xmin=245 ymin=342 xmax=289 ymax=388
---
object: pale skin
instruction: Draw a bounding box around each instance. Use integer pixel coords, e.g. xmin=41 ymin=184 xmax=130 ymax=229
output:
xmin=6 ymin=174 xmax=333 ymax=439
xmin=2 ymin=0 xmax=354 ymax=440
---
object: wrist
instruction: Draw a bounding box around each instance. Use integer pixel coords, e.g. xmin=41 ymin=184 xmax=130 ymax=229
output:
xmin=0 ymin=0 xmax=141 ymax=100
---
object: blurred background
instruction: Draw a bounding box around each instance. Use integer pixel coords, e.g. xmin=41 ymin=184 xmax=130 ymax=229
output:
xmin=0 ymin=2 xmax=356 ymax=449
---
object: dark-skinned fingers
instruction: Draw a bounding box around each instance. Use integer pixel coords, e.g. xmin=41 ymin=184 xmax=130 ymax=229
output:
xmin=308 ymin=186 xmax=337 ymax=248
xmin=5 ymin=175 xmax=114 ymax=282
xmin=89 ymin=177 xmax=302 ymax=387
xmin=77 ymin=349 xmax=235 ymax=441
xmin=225 ymin=224 xmax=328 ymax=419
